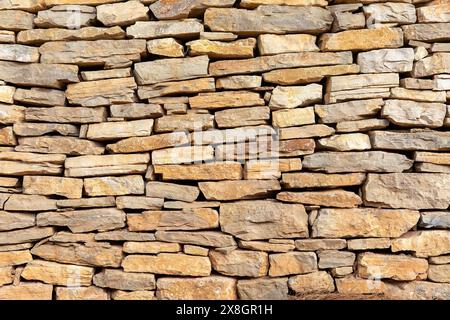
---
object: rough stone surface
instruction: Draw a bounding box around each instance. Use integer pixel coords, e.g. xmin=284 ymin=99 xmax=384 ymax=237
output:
xmin=0 ymin=0 xmax=449 ymax=300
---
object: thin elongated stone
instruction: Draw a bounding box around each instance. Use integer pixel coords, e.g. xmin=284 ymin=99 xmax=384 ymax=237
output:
xmin=127 ymin=19 xmax=204 ymax=39
xmin=16 ymin=136 xmax=104 ymax=155
xmin=205 ymin=6 xmax=332 ymax=35
xmin=370 ymin=131 xmax=450 ymax=151
xmin=25 ymin=107 xmax=107 ymax=124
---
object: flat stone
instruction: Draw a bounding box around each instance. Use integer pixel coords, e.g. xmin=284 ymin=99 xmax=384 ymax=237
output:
xmin=147 ymin=38 xmax=184 ymax=58
xmin=269 ymin=252 xmax=317 ymax=277
xmin=200 ymin=31 xmax=237 ymax=41
xmin=327 ymin=73 xmax=399 ymax=92
xmin=210 ymin=250 xmax=268 ymax=277
xmin=0 ymin=31 xmax=15 ymax=44
xmin=154 ymin=162 xmax=243 ymax=181
xmin=347 ymin=238 xmax=391 ymax=250
xmin=277 ymin=189 xmax=362 ymax=208
xmin=263 ymin=64 xmax=360 ymax=85
xmin=157 ymin=276 xmax=236 ymax=300
xmin=238 ymin=240 xmax=295 ymax=253
xmin=81 ymin=68 xmax=132 ymax=81
xmin=156 ymin=231 xmax=236 ymax=248
xmin=0 ymin=0 xmax=45 ymax=13
xmin=187 ymin=38 xmax=256 ymax=59
xmin=127 ymin=208 xmax=218 ymax=231
xmin=289 ymin=271 xmax=335 ymax=294
xmin=111 ymin=290 xmax=153 ymax=300
xmin=363 ymin=173 xmax=450 ymax=209
xmin=358 ymin=253 xmax=428 ymax=281
xmin=138 ymin=78 xmax=214 ymax=100
xmin=14 ymin=88 xmax=66 ymax=107
xmin=56 ymin=197 xmax=115 ymax=209
xmin=31 ymin=243 xmax=123 ymax=267
xmin=335 ymin=276 xmax=389 ymax=295
xmin=336 ymin=119 xmax=389 ymax=132
xmin=0 ymin=61 xmax=79 ymax=89
xmin=55 ymin=286 xmax=108 ymax=300
xmin=331 ymin=11 xmax=365 ymax=32
xmin=116 ymin=196 xmax=162 ymax=210
xmin=0 ymin=250 xmax=32 ymax=267
xmin=258 ymin=34 xmax=318 ymax=55
xmin=0 ymin=211 xmax=35 ymax=231
xmin=122 ymin=253 xmax=211 ymax=276
xmin=391 ymin=230 xmax=450 ymax=257
xmin=0 ymin=85 xmax=15 ymax=104
xmin=17 ymin=26 xmax=126 ymax=45
xmin=0 ymin=44 xmax=39 ymax=63
xmin=123 ymin=241 xmax=180 ymax=254
xmin=86 ymin=120 xmax=153 ymax=141
xmin=312 ymin=208 xmax=419 ymax=238
xmin=215 ymin=106 xmax=268 ymax=127
xmin=315 ymin=98 xmax=384 ymax=123
xmin=40 ymin=39 xmax=145 ymax=67
xmin=199 ymin=180 xmax=280 ymax=201
xmin=49 ymin=232 xmax=95 ymax=243
xmin=16 ymin=136 xmax=104 ymax=155
xmin=0 ymin=10 xmax=34 ymax=31
xmin=417 ymin=4 xmax=450 ymax=23
xmin=402 ymin=23 xmax=450 ymax=42
xmin=97 ymin=1 xmax=149 ymax=27
xmin=37 ymin=208 xmax=126 ymax=233
xmin=295 ymin=239 xmax=346 ymax=251
xmin=382 ymin=100 xmax=446 ymax=127
xmin=401 ymin=77 xmax=435 ymax=90
xmin=107 ymin=132 xmax=189 ymax=153
xmin=0 ymin=105 xmax=24 ymax=125
xmin=23 ymin=176 xmax=82 ymax=199
xmin=84 ymin=175 xmax=144 ymax=197
xmin=135 ymin=55 xmax=208 ymax=85
xmin=370 ymin=130 xmax=450 ymax=151
xmin=413 ymin=53 xmax=450 ymax=79
xmin=303 ymin=151 xmax=413 ymax=173
xmin=390 ymin=87 xmax=446 ymax=103
xmin=237 ymin=278 xmax=288 ymax=300
xmin=25 ymin=107 xmax=107 ymax=124
xmin=279 ymin=124 xmax=335 ymax=140
xmin=429 ymin=256 xmax=450 ymax=265
xmin=94 ymin=269 xmax=155 ymax=291
xmin=318 ymin=133 xmax=371 ymax=151
xmin=22 ymin=260 xmax=94 ymax=286
xmin=4 ymin=194 xmax=57 ymax=211
xmin=65 ymin=154 xmax=149 ymax=177
xmin=66 ymin=77 xmax=137 ymax=107
xmin=220 ymin=200 xmax=308 ymax=240
xmin=272 ymin=107 xmax=315 ymax=128
xmin=420 ymin=211 xmax=450 ymax=229
xmin=209 ymin=51 xmax=352 ymax=76
xmin=150 ymin=0 xmax=235 ymax=20
xmin=0 ymin=226 xmax=55 ymax=245
xmin=95 ymin=229 xmax=155 ymax=242
xmin=428 ymin=265 xmax=450 ymax=283
xmin=319 ymin=28 xmax=404 ymax=51
xmin=110 ymin=103 xmax=163 ymax=119
xmin=127 ymin=19 xmax=204 ymax=39
xmin=282 ymin=172 xmax=366 ymax=189
xmin=151 ymin=146 xmax=213 ymax=165
xmin=0 ymin=151 xmax=64 ymax=176
xmin=205 ymin=6 xmax=332 ymax=35
xmin=216 ymin=75 xmax=261 ymax=90
xmin=0 ymin=282 xmax=53 ymax=300
xmin=318 ymin=250 xmax=355 ymax=269
xmin=189 ymin=91 xmax=264 ymax=110
xmin=358 ymin=48 xmax=414 ymax=73
xmin=241 ymin=0 xmax=327 ymax=8
xmin=0 ymin=267 xmax=13 ymax=286
xmin=0 ymin=127 xmax=16 ymax=146
xmin=146 ymin=181 xmax=199 ymax=202
xmin=363 ymin=3 xmax=416 ymax=24
xmin=184 ymin=245 xmax=209 ymax=256
xmin=269 ymin=84 xmax=322 ymax=109
xmin=35 ymin=5 xmax=96 ymax=28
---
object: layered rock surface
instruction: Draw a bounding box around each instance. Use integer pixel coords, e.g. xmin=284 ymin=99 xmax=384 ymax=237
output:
xmin=0 ymin=0 xmax=449 ymax=301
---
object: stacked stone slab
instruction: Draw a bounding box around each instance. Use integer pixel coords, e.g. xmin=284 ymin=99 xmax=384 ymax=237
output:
xmin=0 ymin=0 xmax=449 ymax=300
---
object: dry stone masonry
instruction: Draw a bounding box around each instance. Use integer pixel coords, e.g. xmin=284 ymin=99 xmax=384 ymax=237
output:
xmin=0 ymin=0 xmax=449 ymax=300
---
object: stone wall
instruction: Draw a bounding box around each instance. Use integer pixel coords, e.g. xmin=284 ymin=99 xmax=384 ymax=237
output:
xmin=0 ymin=0 xmax=449 ymax=300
